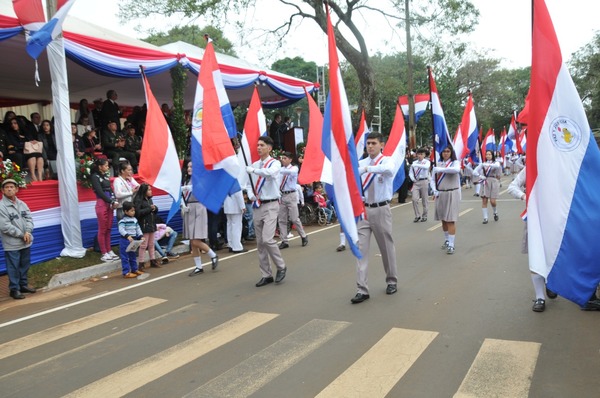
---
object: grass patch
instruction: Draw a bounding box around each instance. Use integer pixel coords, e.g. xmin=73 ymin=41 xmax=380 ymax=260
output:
xmin=28 ymin=249 xmax=107 ymax=289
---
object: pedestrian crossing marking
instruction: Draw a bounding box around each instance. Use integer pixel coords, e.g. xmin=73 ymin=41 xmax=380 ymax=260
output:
xmin=63 ymin=311 xmax=278 ymax=398
xmin=185 ymin=318 xmax=350 ymax=398
xmin=427 ymin=208 xmax=473 ymax=231
xmin=316 ymin=327 xmax=438 ymax=398
xmin=454 ymin=338 xmax=541 ymax=398
xmin=0 ymin=297 xmax=166 ymax=361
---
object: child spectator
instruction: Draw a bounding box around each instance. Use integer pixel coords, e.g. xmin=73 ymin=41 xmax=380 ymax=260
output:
xmin=117 ymin=201 xmax=144 ymax=278
xmin=154 ymin=221 xmax=180 ymax=263
xmin=314 ymin=184 xmax=333 ymax=224
xmin=134 ymin=183 xmax=159 ymax=269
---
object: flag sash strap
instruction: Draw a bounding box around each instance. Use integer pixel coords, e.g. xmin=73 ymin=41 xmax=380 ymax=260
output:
xmin=435 ymin=160 xmax=452 ymax=185
xmin=361 ymin=154 xmax=385 ymax=192
xmin=414 ymin=161 xmax=424 ymax=179
xmin=253 ymin=158 xmax=277 ymax=205
xmin=279 ymin=165 xmax=291 ymax=190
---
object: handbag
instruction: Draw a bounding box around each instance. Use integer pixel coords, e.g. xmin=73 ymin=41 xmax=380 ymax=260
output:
xmin=24 ymin=141 xmax=43 ymax=155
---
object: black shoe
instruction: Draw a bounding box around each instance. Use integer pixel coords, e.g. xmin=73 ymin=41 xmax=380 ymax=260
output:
xmin=211 ymin=256 xmax=219 ymax=270
xmin=166 ymin=252 xmax=180 ymax=259
xmin=255 ymin=276 xmax=274 ymax=287
xmin=386 ymin=284 xmax=397 ymax=295
xmin=494 ymin=213 xmax=499 ymax=222
xmin=474 ymin=193 xmax=479 ymax=197
xmin=275 ymin=267 xmax=287 ymax=283
xmin=336 ymin=244 xmax=346 ymax=252
xmin=413 ymin=217 xmax=421 ymax=223
xmin=279 ymin=242 xmax=289 ymax=249
xmin=546 ymin=287 xmax=558 ymax=299
xmin=20 ymin=286 xmax=36 ymax=294
xmin=301 ymin=236 xmax=308 ymax=247
xmin=581 ymin=299 xmax=600 ymax=311
xmin=532 ymin=298 xmax=546 ymax=312
xmin=230 ymin=249 xmax=248 ymax=253
xmin=420 ymin=217 xmax=427 ymax=222
xmin=188 ymin=267 xmax=204 ymax=276
xmin=351 ymin=293 xmax=370 ymax=304
xmin=482 ymin=219 xmax=488 ymax=224
xmin=10 ymin=290 xmax=25 ymax=299
xmin=246 ymin=236 xmax=256 ymax=241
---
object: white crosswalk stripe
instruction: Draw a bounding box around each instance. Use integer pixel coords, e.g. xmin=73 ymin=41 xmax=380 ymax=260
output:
xmin=454 ymin=338 xmax=541 ymax=398
xmin=316 ymin=327 xmax=438 ymax=398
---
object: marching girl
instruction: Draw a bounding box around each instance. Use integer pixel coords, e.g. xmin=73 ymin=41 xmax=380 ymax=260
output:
xmin=473 ymin=150 xmax=502 ymax=224
xmin=462 ymin=158 xmax=473 ymax=189
xmin=431 ymin=145 xmax=462 ymax=254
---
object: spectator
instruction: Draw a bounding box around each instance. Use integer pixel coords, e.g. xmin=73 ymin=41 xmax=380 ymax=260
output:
xmin=134 ymin=183 xmax=160 ymax=269
xmin=124 ymin=123 xmax=142 ymax=162
xmin=5 ymin=117 xmax=27 ymax=175
xmin=112 ymin=161 xmax=140 ymax=220
xmin=154 ymin=221 xmax=180 ymax=263
xmin=117 ymin=201 xmax=144 ymax=278
xmin=100 ymin=90 xmax=122 ymax=131
xmin=0 ymin=179 xmax=36 ymax=299
xmin=91 ymin=98 xmax=103 ymax=129
xmin=90 ymin=158 xmax=119 ymax=262
xmin=40 ymin=119 xmax=57 ymax=179
xmin=75 ymin=99 xmax=95 ymax=130
xmin=72 ymin=123 xmax=85 ymax=158
xmin=83 ymin=128 xmax=103 ymax=157
xmin=102 ymin=120 xmax=137 ymax=173
xmin=313 ymin=184 xmax=333 ymax=224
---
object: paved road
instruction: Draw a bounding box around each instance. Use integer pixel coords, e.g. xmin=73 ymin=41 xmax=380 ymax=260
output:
xmin=1 ymin=178 xmax=599 ymax=397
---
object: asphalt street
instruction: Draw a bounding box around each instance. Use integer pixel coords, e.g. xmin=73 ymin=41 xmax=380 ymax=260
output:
xmin=0 ymin=178 xmax=599 ymax=397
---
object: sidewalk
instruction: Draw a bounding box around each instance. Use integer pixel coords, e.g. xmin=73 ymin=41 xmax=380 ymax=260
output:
xmin=0 ymin=243 xmax=190 ymax=300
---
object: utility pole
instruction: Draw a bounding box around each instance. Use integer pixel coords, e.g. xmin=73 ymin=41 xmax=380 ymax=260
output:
xmin=405 ymin=0 xmax=416 ymax=149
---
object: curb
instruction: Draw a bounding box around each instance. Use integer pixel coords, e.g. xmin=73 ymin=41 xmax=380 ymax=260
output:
xmin=46 ymin=244 xmax=190 ymax=290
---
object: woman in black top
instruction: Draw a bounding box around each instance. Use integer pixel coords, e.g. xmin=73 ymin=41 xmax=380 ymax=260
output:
xmin=91 ymin=158 xmax=118 ymax=262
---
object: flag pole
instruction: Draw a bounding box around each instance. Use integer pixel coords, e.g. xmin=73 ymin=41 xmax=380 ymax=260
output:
xmin=427 ymin=66 xmax=439 ymax=191
xmin=238 ymin=127 xmax=259 ymax=200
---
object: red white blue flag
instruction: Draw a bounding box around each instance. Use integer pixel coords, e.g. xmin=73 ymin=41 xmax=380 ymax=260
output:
xmin=399 ymin=94 xmax=430 ymax=124
xmin=191 ymin=38 xmax=240 ymax=213
xmin=382 ymin=102 xmax=407 ymax=192
xmin=298 ymin=89 xmax=331 ymax=185
xmin=354 ymin=109 xmax=369 ymax=159
xmin=460 ymin=92 xmax=479 ymax=162
xmin=237 ymin=87 xmax=266 ymax=189
xmin=481 ymin=128 xmax=496 ymax=154
xmin=139 ymin=71 xmax=182 ymax=221
xmin=321 ymin=5 xmax=364 ymax=258
xmin=506 ymin=112 xmax=518 ymax=153
xmin=428 ymin=68 xmax=452 ymax=161
xmin=526 ymin=0 xmax=600 ymax=306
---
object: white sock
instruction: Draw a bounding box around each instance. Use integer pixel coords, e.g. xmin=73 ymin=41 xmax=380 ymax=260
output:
xmin=207 ymin=249 xmax=216 ymax=258
xmin=482 ymin=208 xmax=489 ymax=219
xmin=340 ymin=233 xmax=346 ymax=246
xmin=531 ymin=273 xmax=546 ymax=299
xmin=193 ymin=256 xmax=202 ymax=269
xmin=444 ymin=231 xmax=449 ymax=241
xmin=448 ymin=235 xmax=455 ymax=248
xmin=475 ymin=184 xmax=481 ymax=194
xmin=492 ymin=206 xmax=497 ymax=215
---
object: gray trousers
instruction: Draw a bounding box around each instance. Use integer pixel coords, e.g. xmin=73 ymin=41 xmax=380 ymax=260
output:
xmin=253 ymin=201 xmax=286 ymax=277
xmin=278 ymin=192 xmax=306 ymax=242
xmin=412 ymin=179 xmax=429 ymax=218
xmin=356 ymin=205 xmax=398 ymax=294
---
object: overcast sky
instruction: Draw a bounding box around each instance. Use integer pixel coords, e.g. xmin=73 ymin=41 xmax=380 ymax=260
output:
xmin=70 ymin=0 xmax=598 ymax=69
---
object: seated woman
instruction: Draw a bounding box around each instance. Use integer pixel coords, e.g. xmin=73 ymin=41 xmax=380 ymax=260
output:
xmin=82 ymin=128 xmax=104 ymax=158
xmin=5 ymin=117 xmax=27 ymax=174
xmin=313 ymin=184 xmax=333 ymax=224
xmin=72 ymin=123 xmax=85 ymax=158
xmin=40 ymin=119 xmax=57 ymax=179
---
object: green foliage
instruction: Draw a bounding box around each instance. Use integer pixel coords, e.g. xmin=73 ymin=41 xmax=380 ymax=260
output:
xmin=570 ymin=32 xmax=600 ymax=129
xmin=170 ymin=64 xmax=188 ymax=157
xmin=143 ymin=25 xmax=237 ymax=56
xmin=271 ymin=57 xmax=317 ymax=83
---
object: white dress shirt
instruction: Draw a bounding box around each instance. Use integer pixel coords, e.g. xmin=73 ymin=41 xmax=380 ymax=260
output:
xmin=359 ymin=154 xmax=395 ymax=203
xmin=251 ymin=156 xmax=282 ymax=201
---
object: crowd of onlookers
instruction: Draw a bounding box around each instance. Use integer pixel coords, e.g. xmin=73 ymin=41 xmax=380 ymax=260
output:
xmin=0 ymin=89 xmax=178 ymax=181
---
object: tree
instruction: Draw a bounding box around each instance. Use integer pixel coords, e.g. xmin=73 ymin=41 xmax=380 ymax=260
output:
xmin=118 ymin=0 xmax=479 ymax=123
xmin=143 ymin=25 xmax=237 ymax=56
xmin=570 ymin=32 xmax=600 ymax=130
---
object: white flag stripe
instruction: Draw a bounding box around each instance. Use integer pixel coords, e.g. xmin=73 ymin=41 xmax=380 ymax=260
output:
xmin=186 ymin=319 xmax=349 ymax=398
xmin=63 ymin=312 xmax=278 ymax=398
xmin=0 ymin=297 xmax=166 ymax=361
xmin=454 ymin=338 xmax=541 ymax=398
xmin=316 ymin=327 xmax=438 ymax=398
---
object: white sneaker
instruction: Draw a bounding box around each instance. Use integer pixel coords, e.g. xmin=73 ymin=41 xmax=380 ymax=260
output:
xmin=100 ymin=253 xmax=114 ymax=262
xmin=286 ymin=233 xmax=293 ymax=239
xmin=109 ymin=251 xmax=119 ymax=259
